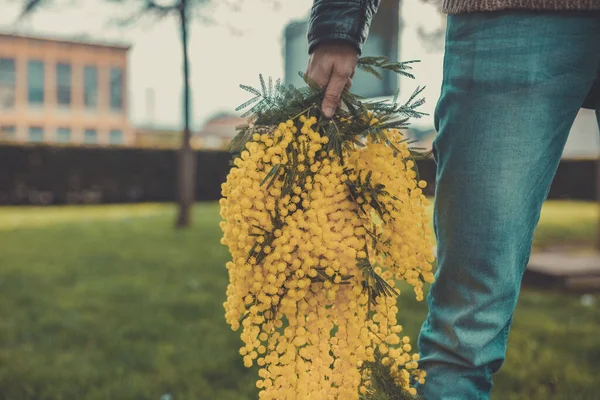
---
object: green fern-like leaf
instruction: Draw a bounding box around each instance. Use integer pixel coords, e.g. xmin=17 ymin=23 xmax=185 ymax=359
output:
xmin=360 ymin=349 xmax=423 ymax=400
xmin=357 ymin=57 xmax=419 ymax=80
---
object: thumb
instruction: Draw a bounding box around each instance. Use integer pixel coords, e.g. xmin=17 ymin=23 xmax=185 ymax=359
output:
xmin=322 ymin=73 xmax=348 ymax=118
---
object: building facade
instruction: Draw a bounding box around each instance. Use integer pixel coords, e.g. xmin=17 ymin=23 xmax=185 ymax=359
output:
xmin=0 ymin=33 xmax=132 ymax=146
xmin=196 ymin=113 xmax=246 ymax=150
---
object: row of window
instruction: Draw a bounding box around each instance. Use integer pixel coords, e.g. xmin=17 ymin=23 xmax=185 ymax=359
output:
xmin=0 ymin=57 xmax=123 ymax=110
xmin=0 ymin=125 xmax=123 ymax=145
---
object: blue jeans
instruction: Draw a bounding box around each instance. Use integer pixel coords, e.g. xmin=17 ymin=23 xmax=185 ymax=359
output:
xmin=416 ymin=11 xmax=600 ymax=400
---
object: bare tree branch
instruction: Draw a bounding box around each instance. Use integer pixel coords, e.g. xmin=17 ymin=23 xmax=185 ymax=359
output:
xmin=19 ymin=0 xmax=43 ymax=16
xmin=143 ymin=0 xmax=176 ymax=16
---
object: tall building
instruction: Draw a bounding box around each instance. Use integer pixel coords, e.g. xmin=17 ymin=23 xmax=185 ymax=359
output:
xmin=0 ymin=32 xmax=132 ymax=146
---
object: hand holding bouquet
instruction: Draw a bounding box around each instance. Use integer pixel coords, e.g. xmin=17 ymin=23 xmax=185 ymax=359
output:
xmin=220 ymin=58 xmax=435 ymax=400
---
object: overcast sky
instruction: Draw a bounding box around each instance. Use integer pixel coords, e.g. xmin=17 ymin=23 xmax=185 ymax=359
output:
xmin=0 ymin=0 xmax=445 ymax=130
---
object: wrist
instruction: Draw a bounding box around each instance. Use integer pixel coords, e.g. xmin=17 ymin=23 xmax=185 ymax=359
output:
xmin=308 ymin=37 xmax=361 ymax=56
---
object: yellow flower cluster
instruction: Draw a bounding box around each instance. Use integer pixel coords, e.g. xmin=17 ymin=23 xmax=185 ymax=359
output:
xmin=220 ymin=114 xmax=434 ymax=399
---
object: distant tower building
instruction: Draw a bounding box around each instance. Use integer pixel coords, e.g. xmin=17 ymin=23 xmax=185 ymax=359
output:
xmin=284 ymin=0 xmax=401 ymax=98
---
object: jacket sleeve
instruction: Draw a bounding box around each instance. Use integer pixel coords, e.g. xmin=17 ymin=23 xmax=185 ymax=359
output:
xmin=307 ymin=0 xmax=381 ymax=55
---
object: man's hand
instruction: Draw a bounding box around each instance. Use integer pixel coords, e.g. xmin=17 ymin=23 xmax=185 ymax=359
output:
xmin=305 ymin=42 xmax=359 ymax=118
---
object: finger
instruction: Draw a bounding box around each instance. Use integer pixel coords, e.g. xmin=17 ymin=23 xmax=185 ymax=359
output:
xmin=305 ymin=56 xmax=333 ymax=89
xmin=344 ymin=77 xmax=353 ymax=91
xmin=322 ymin=73 xmax=349 ymax=118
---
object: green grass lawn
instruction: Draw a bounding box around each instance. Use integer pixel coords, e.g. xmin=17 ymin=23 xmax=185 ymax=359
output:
xmin=532 ymin=201 xmax=599 ymax=250
xmin=0 ymin=202 xmax=598 ymax=400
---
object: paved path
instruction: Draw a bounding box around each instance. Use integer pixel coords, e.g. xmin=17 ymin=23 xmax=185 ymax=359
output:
xmin=526 ymin=252 xmax=600 ymax=290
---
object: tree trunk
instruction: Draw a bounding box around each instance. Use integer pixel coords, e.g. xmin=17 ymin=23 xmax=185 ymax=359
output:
xmin=175 ymin=0 xmax=196 ymax=228
xmin=597 ymin=155 xmax=600 ymax=250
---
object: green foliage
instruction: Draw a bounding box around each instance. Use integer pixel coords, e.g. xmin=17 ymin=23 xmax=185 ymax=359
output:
xmin=346 ymin=169 xmax=393 ymax=219
xmin=357 ymin=256 xmax=399 ymax=309
xmin=230 ymin=56 xmax=428 ymax=159
xmin=360 ymin=350 xmax=422 ymax=400
xmin=356 ymin=57 xmax=419 ymax=81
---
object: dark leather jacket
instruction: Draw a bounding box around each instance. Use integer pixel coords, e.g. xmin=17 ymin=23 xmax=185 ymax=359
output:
xmin=307 ymin=0 xmax=381 ymax=55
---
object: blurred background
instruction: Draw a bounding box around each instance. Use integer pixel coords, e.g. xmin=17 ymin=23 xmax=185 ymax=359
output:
xmin=0 ymin=0 xmax=599 ymax=399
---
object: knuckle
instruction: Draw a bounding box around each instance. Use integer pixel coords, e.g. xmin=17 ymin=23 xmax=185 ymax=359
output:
xmin=336 ymin=69 xmax=352 ymax=79
xmin=324 ymin=92 xmax=340 ymax=101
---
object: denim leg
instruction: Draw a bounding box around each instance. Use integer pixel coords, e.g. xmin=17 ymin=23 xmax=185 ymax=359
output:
xmin=416 ymin=11 xmax=600 ymax=400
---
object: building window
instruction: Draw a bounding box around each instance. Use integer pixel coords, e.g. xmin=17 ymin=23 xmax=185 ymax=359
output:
xmin=110 ymin=67 xmax=123 ymax=111
xmin=0 ymin=125 xmax=16 ymax=140
xmin=57 ymin=127 xmax=71 ymax=143
xmin=56 ymin=63 xmax=71 ymax=107
xmin=84 ymin=66 xmax=98 ymax=108
xmin=29 ymin=127 xmax=44 ymax=143
xmin=28 ymin=60 xmax=45 ymax=105
xmin=0 ymin=58 xmax=16 ymax=109
xmin=84 ymin=129 xmax=97 ymax=144
xmin=109 ymin=129 xmax=123 ymax=145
